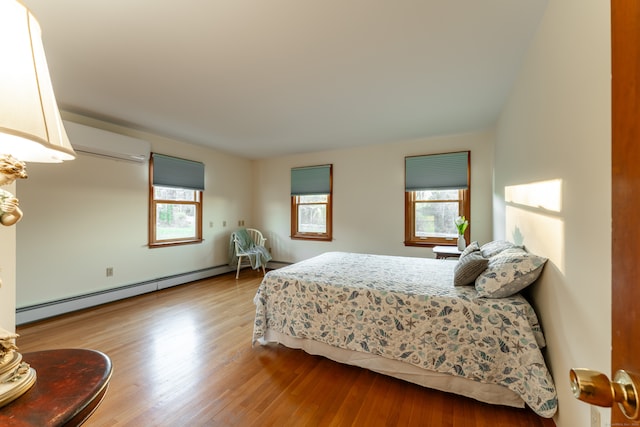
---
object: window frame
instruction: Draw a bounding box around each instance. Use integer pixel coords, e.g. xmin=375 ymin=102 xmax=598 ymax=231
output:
xmin=290 ymin=164 xmax=333 ymax=241
xmin=404 ymin=189 xmax=470 ymax=247
xmin=149 ymin=155 xmax=204 ymax=248
xmin=404 ymin=151 xmax=470 ymax=247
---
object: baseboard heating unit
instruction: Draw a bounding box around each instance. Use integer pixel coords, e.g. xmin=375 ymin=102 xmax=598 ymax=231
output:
xmin=16 ymin=265 xmax=233 ymax=325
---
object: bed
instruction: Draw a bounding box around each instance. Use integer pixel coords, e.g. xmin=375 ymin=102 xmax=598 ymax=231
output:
xmin=253 ymin=251 xmax=557 ymax=418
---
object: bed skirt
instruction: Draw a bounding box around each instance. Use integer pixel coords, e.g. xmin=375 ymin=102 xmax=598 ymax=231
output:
xmin=258 ymin=329 xmax=525 ymax=409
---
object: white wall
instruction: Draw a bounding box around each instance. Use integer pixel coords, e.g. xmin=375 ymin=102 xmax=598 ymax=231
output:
xmin=16 ymin=113 xmax=253 ymax=308
xmin=254 ymin=129 xmax=495 ymax=262
xmin=495 ymin=1 xmax=611 ymax=426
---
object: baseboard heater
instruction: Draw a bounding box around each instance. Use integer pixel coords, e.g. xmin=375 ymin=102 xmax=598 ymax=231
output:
xmin=16 ymin=265 xmax=235 ymax=325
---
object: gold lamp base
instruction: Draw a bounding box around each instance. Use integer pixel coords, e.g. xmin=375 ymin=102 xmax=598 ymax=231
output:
xmin=0 ymin=330 xmax=36 ymax=408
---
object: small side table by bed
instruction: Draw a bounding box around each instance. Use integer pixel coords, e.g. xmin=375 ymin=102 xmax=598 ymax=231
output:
xmin=433 ymin=245 xmax=463 ymax=259
xmin=0 ymin=348 xmax=112 ymax=427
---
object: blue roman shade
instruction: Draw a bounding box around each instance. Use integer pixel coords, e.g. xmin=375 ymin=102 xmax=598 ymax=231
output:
xmin=291 ymin=165 xmax=332 ymax=195
xmin=405 ymin=151 xmax=469 ymax=191
xmin=152 ymin=153 xmax=205 ymax=191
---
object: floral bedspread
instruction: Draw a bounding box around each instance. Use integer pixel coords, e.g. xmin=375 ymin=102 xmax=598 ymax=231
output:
xmin=253 ymin=252 xmax=557 ymax=417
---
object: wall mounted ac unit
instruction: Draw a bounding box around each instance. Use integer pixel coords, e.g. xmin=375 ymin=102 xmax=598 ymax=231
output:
xmin=63 ymin=120 xmax=151 ymax=163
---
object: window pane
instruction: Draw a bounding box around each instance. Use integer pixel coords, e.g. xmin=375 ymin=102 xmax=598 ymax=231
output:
xmin=299 ymin=194 xmax=328 ymax=203
xmin=415 ymin=201 xmax=459 ymax=238
xmin=297 ymin=204 xmax=327 ymax=233
xmin=414 ymin=189 xmax=459 ymax=201
xmin=154 ymin=186 xmax=196 ymax=201
xmin=156 ymin=203 xmax=197 ymax=239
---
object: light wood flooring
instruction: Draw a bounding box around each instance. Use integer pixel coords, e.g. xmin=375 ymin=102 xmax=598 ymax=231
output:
xmin=16 ymin=271 xmax=556 ymax=426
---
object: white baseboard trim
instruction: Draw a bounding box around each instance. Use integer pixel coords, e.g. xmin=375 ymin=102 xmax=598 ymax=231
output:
xmin=16 ymin=261 xmax=291 ymax=325
xmin=16 ymin=265 xmax=234 ymax=325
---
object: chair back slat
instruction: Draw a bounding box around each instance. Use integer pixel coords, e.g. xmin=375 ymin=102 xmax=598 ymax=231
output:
xmin=246 ymin=229 xmax=265 ymax=246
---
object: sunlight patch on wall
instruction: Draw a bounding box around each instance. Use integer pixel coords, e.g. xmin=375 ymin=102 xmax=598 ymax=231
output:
xmin=505 ymin=179 xmax=562 ymax=213
xmin=505 ymin=179 xmax=565 ymax=272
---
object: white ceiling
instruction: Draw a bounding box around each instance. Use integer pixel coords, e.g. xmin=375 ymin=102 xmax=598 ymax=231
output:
xmin=23 ymin=0 xmax=547 ymax=159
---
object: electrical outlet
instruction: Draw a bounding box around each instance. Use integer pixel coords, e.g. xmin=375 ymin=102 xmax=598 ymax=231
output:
xmin=590 ymin=406 xmax=600 ymax=427
xmin=209 ymin=221 xmax=213 ymax=228
xmin=106 ymin=267 xmax=113 ymax=277
xmin=223 ymin=220 xmax=227 ymax=227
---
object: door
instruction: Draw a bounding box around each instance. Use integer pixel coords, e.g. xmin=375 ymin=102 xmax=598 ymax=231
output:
xmin=611 ymin=0 xmax=639 ymax=424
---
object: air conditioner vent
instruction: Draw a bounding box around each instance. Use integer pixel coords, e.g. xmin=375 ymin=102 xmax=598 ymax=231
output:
xmin=64 ymin=120 xmax=151 ymax=163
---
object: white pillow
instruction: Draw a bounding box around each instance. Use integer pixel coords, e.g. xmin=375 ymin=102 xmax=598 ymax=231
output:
xmin=480 ymin=240 xmax=520 ymax=258
xmin=460 ymin=241 xmax=480 ymax=258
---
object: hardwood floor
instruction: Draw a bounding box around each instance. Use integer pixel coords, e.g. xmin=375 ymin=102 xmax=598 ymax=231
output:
xmin=15 ymin=271 xmax=556 ymax=427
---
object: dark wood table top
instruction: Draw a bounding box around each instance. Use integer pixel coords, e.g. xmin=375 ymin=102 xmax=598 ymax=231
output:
xmin=0 ymin=348 xmax=112 ymax=427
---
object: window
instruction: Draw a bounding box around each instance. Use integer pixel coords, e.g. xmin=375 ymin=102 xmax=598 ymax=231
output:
xmin=291 ymin=164 xmax=332 ymax=241
xmin=404 ymin=151 xmax=470 ymax=247
xmin=149 ymin=153 xmax=204 ymax=247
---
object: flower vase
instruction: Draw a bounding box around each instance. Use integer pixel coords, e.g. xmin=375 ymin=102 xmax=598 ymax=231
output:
xmin=457 ymin=234 xmax=466 ymax=251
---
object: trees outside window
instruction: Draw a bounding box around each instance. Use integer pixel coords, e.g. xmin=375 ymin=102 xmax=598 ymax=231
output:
xmin=151 ymin=186 xmax=202 ymax=244
xmin=405 ymin=189 xmax=469 ymax=246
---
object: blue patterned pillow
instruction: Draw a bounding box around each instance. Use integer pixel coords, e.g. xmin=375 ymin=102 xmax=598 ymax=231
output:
xmin=475 ymin=248 xmax=547 ymax=298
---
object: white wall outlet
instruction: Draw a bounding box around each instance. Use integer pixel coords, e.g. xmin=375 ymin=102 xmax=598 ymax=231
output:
xmin=223 ymin=220 xmax=227 ymax=227
xmin=106 ymin=267 xmax=113 ymax=277
xmin=209 ymin=221 xmax=213 ymax=228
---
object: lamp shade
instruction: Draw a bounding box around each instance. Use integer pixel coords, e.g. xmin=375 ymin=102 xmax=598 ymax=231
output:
xmin=0 ymin=0 xmax=75 ymax=163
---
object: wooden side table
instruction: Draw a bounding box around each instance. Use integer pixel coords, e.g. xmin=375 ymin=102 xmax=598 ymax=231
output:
xmin=0 ymin=349 xmax=112 ymax=426
xmin=433 ymin=245 xmax=463 ymax=259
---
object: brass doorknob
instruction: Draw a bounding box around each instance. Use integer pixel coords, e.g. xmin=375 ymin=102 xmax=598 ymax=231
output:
xmin=569 ymin=368 xmax=640 ymax=420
